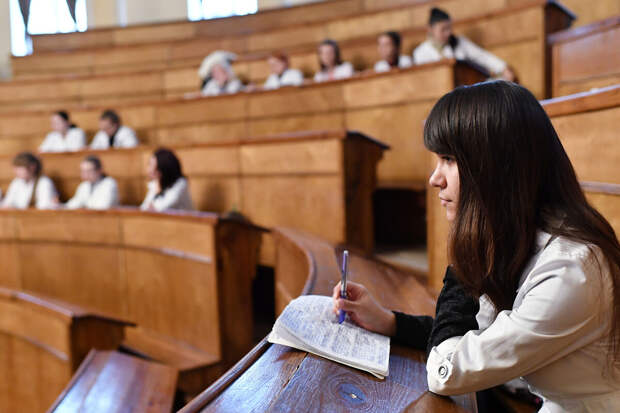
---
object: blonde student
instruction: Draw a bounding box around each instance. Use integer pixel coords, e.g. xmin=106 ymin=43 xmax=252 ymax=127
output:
xmin=140 ymin=148 xmax=193 ymax=212
xmin=2 ymin=152 xmax=58 ymax=209
xmin=413 ymin=8 xmax=514 ymax=81
xmin=39 ymin=110 xmax=86 ymax=153
xmin=65 ymin=155 xmax=119 ymax=210
xmin=334 ymin=81 xmax=620 ymax=412
xmin=263 ymin=52 xmax=304 ymax=90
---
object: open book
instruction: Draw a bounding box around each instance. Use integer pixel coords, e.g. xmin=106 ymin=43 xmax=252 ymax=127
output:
xmin=268 ymin=295 xmax=390 ymax=379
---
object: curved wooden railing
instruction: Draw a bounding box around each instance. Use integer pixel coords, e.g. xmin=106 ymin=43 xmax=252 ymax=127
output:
xmin=178 ymin=227 xmax=477 ymax=412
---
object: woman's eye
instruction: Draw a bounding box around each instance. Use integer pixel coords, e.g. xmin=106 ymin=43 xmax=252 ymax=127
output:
xmin=441 ymin=155 xmax=454 ymax=163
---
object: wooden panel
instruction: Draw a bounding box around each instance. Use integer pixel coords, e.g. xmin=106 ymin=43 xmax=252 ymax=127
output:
xmin=240 ymin=140 xmax=342 ymax=175
xmin=114 ymin=23 xmax=197 ymax=45
xmin=124 ymin=249 xmax=220 ymax=357
xmin=155 ymin=121 xmax=247 ymax=146
xmin=17 ymin=214 xmax=121 ymax=244
xmin=551 ymin=105 xmax=620 ymax=184
xmin=19 ymin=244 xmax=127 ymax=318
xmin=189 ymin=177 xmax=242 ymax=213
xmin=0 ymin=243 xmax=21 ymax=289
xmin=556 ymin=0 xmax=620 ymax=28
xmin=248 ymin=84 xmax=345 ymax=118
xmin=248 ymin=112 xmax=344 ymax=137
xmin=122 ymin=216 xmax=215 ymax=258
xmin=587 ymin=192 xmax=620 ymax=237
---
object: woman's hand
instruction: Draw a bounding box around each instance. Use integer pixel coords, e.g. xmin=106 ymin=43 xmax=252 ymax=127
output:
xmin=332 ymin=281 xmax=396 ymax=337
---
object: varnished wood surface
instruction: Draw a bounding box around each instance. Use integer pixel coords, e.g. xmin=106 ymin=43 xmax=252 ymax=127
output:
xmin=0 ymin=62 xmax=479 ymax=188
xmin=550 ymin=15 xmax=620 ymax=97
xmin=180 ymin=228 xmax=477 ymax=413
xmin=0 ymin=287 xmax=131 ymax=413
xmin=48 ymin=350 xmax=178 ymax=413
xmin=0 ymin=130 xmax=385 ymax=255
xmin=0 ymin=208 xmax=262 ymax=396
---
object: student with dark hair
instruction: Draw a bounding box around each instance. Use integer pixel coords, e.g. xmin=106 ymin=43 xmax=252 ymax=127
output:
xmin=314 ymin=39 xmax=354 ymax=83
xmin=140 ymin=148 xmax=193 ymax=212
xmin=263 ymin=52 xmax=304 ymax=90
xmin=374 ymin=31 xmax=413 ymax=73
xmin=413 ymin=8 xmax=515 ymax=81
xmin=39 ymin=110 xmax=86 ymax=153
xmin=333 ymin=81 xmax=620 ymax=411
xmin=2 ymin=152 xmax=58 ymax=209
xmin=90 ymin=109 xmax=139 ymax=150
xmin=65 ymin=155 xmax=119 ymax=209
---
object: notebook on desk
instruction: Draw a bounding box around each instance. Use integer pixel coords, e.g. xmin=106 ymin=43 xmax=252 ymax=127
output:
xmin=268 ymin=295 xmax=390 ymax=379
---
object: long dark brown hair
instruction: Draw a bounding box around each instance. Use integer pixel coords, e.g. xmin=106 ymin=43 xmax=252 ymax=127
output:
xmin=153 ymin=148 xmax=184 ymax=196
xmin=424 ymin=81 xmax=620 ymax=358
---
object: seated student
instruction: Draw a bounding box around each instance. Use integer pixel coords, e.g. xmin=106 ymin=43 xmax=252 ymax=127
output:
xmin=333 ymin=81 xmax=620 ymax=412
xmin=65 ymin=155 xmax=119 ymax=210
xmin=1 ymin=152 xmax=58 ymax=209
xmin=90 ymin=110 xmax=138 ymax=150
xmin=198 ymin=51 xmax=243 ymax=96
xmin=413 ymin=8 xmax=515 ymax=81
xmin=374 ymin=31 xmax=413 ymax=73
xmin=263 ymin=52 xmax=304 ymax=90
xmin=39 ymin=110 xmax=86 ymax=153
xmin=140 ymin=148 xmax=193 ymax=212
xmin=313 ymin=39 xmax=354 ymax=83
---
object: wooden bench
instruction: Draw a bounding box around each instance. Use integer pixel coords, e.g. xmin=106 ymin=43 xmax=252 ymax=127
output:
xmin=0 ymin=209 xmax=262 ymax=396
xmin=0 ymin=287 xmax=131 ymax=412
xmin=9 ymin=0 xmax=573 ymax=104
xmin=47 ymin=350 xmax=178 ymax=413
xmin=549 ymin=15 xmax=620 ymax=97
xmin=0 ymin=62 xmax=482 ymax=189
xmin=0 ymin=130 xmax=385 ymax=256
xmin=178 ymin=227 xmax=477 ymax=413
xmin=427 ymin=84 xmax=620 ymax=290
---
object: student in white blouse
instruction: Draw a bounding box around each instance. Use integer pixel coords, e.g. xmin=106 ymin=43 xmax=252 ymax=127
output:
xmin=263 ymin=52 xmax=304 ymax=90
xmin=39 ymin=111 xmax=86 ymax=153
xmin=199 ymin=51 xmax=243 ymax=97
xmin=65 ymin=155 xmax=119 ymax=210
xmin=374 ymin=31 xmax=413 ymax=73
xmin=413 ymin=8 xmax=515 ymax=81
xmin=90 ymin=110 xmax=138 ymax=150
xmin=140 ymin=148 xmax=193 ymax=212
xmin=333 ymin=82 xmax=620 ymax=412
xmin=1 ymin=152 xmax=58 ymax=209
xmin=313 ymin=39 xmax=354 ymax=83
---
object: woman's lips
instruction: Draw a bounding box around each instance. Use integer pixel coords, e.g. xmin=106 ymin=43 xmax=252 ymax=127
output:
xmin=439 ymin=197 xmax=451 ymax=207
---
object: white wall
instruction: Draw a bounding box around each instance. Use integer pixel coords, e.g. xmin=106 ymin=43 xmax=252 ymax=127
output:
xmin=0 ymin=1 xmax=12 ymax=78
xmin=122 ymin=0 xmax=187 ymax=26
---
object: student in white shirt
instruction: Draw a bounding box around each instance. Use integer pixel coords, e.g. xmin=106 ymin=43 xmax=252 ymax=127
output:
xmin=413 ymin=8 xmax=515 ymax=81
xmin=313 ymin=39 xmax=354 ymax=83
xmin=90 ymin=110 xmax=138 ymax=150
xmin=39 ymin=110 xmax=87 ymax=153
xmin=333 ymin=81 xmax=620 ymax=412
xmin=1 ymin=152 xmax=58 ymax=209
xmin=198 ymin=50 xmax=243 ymax=97
xmin=263 ymin=52 xmax=304 ymax=90
xmin=65 ymin=155 xmax=119 ymax=210
xmin=140 ymin=148 xmax=193 ymax=212
xmin=374 ymin=31 xmax=413 ymax=73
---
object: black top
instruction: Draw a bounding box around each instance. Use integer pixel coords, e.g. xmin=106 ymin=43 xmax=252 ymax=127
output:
xmin=392 ymin=266 xmax=480 ymax=355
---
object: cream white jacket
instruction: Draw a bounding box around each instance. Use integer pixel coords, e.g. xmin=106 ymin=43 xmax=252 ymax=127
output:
xmin=2 ymin=176 xmax=58 ymax=209
xmin=140 ymin=178 xmax=194 ymax=212
xmin=427 ymin=232 xmax=620 ymax=412
xmin=90 ymin=126 xmax=139 ymax=150
xmin=39 ymin=128 xmax=86 ymax=153
xmin=65 ymin=176 xmax=119 ymax=210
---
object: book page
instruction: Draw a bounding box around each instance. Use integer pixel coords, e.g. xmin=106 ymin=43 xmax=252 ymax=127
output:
xmin=270 ymin=295 xmax=390 ymax=377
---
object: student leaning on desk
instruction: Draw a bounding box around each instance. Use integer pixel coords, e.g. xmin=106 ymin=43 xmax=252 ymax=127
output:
xmin=333 ymin=81 xmax=620 ymax=412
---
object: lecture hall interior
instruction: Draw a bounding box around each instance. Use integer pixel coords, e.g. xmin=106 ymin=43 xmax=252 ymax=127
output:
xmin=0 ymin=0 xmax=619 ymax=412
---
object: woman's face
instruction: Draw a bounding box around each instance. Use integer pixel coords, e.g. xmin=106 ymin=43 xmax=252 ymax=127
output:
xmin=14 ymin=165 xmax=34 ymax=181
xmin=51 ymin=114 xmax=69 ymax=134
xmin=429 ymin=20 xmax=453 ymax=46
xmin=377 ymin=35 xmax=396 ymax=61
xmin=211 ymin=64 xmax=229 ymax=85
xmin=318 ymin=44 xmax=336 ymax=69
xmin=147 ymin=156 xmax=160 ymax=181
xmin=429 ymin=153 xmax=459 ymax=221
xmin=268 ymin=56 xmax=287 ymax=76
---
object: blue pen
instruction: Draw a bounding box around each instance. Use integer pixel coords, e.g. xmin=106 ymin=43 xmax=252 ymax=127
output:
xmin=338 ymin=250 xmax=349 ymax=324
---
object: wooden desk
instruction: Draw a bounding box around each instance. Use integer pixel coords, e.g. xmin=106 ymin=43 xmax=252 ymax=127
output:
xmin=0 ymin=287 xmax=131 ymax=412
xmin=0 ymin=209 xmax=262 ymax=396
xmin=48 ymin=350 xmax=178 ymax=413
xmin=0 ymin=62 xmax=480 ymax=188
xmin=549 ymin=15 xmax=620 ymax=97
xmin=0 ymin=130 xmax=384 ymax=255
xmin=178 ymin=228 xmax=477 ymax=412
xmin=10 ymin=0 xmax=572 ymax=104
xmin=427 ymin=84 xmax=620 ymax=290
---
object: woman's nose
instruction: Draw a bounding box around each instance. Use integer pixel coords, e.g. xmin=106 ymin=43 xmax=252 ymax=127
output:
xmin=429 ymin=166 xmax=446 ymax=189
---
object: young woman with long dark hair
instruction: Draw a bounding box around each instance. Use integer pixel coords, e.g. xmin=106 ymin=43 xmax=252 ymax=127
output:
xmin=314 ymin=39 xmax=354 ymax=83
xmin=333 ymin=81 xmax=620 ymax=412
xmin=140 ymin=148 xmax=194 ymax=212
xmin=39 ymin=110 xmax=86 ymax=153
